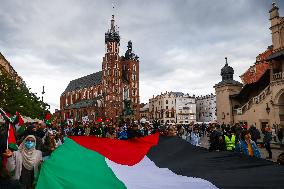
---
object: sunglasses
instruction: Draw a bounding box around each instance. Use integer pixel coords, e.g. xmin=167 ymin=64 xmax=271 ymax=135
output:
xmin=26 ymin=139 xmax=35 ymax=142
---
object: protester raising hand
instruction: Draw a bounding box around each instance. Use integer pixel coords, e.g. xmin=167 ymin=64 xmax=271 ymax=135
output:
xmin=6 ymin=135 xmax=42 ymax=189
xmin=3 ymin=149 xmax=13 ymax=158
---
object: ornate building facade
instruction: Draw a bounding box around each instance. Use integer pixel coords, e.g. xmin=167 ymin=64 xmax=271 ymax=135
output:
xmin=214 ymin=3 xmax=284 ymax=130
xmin=0 ymin=52 xmax=23 ymax=84
xmin=140 ymin=103 xmax=149 ymax=121
xmin=196 ymin=94 xmax=217 ymax=123
xmin=149 ymin=92 xmax=196 ymax=124
xmin=59 ymin=15 xmax=140 ymax=123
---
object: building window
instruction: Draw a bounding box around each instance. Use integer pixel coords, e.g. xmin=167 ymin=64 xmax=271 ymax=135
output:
xmin=166 ymin=112 xmax=169 ymax=118
xmin=166 ymin=100 xmax=168 ymax=104
xmin=166 ymin=106 xmax=168 ymax=109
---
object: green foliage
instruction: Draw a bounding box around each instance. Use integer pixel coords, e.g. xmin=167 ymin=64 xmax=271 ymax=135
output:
xmin=0 ymin=73 xmax=49 ymax=119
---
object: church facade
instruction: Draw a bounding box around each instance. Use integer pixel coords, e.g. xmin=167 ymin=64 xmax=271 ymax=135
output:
xmin=59 ymin=15 xmax=140 ymax=123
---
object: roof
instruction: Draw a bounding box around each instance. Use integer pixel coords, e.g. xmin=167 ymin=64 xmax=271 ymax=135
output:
xmin=214 ymin=79 xmax=243 ymax=88
xmin=64 ymin=98 xmax=102 ymax=110
xmin=230 ymin=69 xmax=270 ymax=103
xmin=140 ymin=103 xmax=149 ymax=111
xmin=170 ymin=92 xmax=184 ymax=97
xmin=221 ymin=64 xmax=234 ymax=75
xmin=62 ymin=71 xmax=102 ymax=95
xmin=266 ymin=49 xmax=284 ymax=61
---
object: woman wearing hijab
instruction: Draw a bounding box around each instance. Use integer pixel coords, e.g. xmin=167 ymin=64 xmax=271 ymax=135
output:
xmin=5 ymin=135 xmax=42 ymax=189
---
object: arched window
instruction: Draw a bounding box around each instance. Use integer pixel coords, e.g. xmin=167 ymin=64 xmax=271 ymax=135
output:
xmin=166 ymin=100 xmax=168 ymax=104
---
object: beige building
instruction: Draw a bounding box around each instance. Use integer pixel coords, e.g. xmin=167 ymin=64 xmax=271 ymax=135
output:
xmin=214 ymin=3 xmax=284 ymax=130
xmin=175 ymin=93 xmax=196 ymax=124
xmin=140 ymin=103 xmax=149 ymax=121
xmin=196 ymin=94 xmax=217 ymax=123
xmin=149 ymin=92 xmax=176 ymax=124
xmin=0 ymin=52 xmax=23 ymax=84
xmin=149 ymin=92 xmax=196 ymax=124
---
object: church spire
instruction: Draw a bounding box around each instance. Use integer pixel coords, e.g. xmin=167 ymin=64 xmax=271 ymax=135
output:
xmin=105 ymin=14 xmax=120 ymax=44
xmin=111 ymin=15 xmax=115 ymax=31
xmin=221 ymin=57 xmax=234 ymax=81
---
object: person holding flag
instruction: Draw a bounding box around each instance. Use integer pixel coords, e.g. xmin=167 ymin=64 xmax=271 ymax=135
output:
xmin=0 ymin=108 xmax=18 ymax=151
xmin=4 ymin=135 xmax=42 ymax=189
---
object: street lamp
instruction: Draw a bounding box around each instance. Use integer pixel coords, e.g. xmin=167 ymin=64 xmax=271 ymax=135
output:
xmin=41 ymin=85 xmax=45 ymax=102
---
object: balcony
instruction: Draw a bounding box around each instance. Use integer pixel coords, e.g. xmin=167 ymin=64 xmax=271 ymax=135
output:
xmin=235 ymin=84 xmax=271 ymax=115
xmin=272 ymin=72 xmax=283 ymax=80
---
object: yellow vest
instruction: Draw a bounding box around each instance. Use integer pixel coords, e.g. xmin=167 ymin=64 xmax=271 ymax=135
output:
xmin=224 ymin=134 xmax=236 ymax=151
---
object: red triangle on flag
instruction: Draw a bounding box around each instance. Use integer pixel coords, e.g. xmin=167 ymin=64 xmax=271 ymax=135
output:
xmin=16 ymin=111 xmax=24 ymax=126
xmin=8 ymin=123 xmax=17 ymax=145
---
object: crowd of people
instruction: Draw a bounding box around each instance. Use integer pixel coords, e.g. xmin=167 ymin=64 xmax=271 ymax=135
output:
xmin=0 ymin=119 xmax=165 ymax=189
xmin=173 ymin=122 xmax=284 ymax=161
xmin=1 ymin=119 xmax=284 ymax=189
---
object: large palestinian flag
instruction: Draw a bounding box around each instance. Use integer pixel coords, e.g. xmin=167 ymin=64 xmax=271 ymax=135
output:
xmin=36 ymin=134 xmax=284 ymax=189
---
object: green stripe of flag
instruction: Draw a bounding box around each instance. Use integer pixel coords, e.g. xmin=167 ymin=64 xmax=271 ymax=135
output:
xmin=36 ymin=138 xmax=126 ymax=189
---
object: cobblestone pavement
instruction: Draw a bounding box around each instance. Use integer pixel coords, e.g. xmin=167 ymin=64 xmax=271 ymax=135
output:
xmin=199 ymin=135 xmax=283 ymax=163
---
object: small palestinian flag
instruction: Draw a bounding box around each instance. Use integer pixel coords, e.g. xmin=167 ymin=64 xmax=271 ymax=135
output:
xmin=14 ymin=111 xmax=25 ymax=134
xmin=0 ymin=108 xmax=12 ymax=123
xmin=36 ymin=134 xmax=284 ymax=189
xmin=7 ymin=123 xmax=17 ymax=150
xmin=96 ymin=117 xmax=103 ymax=123
xmin=44 ymin=113 xmax=52 ymax=125
xmin=0 ymin=108 xmax=17 ymax=150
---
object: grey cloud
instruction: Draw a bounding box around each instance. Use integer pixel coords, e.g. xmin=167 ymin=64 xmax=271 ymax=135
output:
xmin=0 ymin=0 xmax=282 ymax=110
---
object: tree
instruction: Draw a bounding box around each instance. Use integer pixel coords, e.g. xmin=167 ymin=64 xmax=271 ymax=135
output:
xmin=0 ymin=73 xmax=50 ymax=118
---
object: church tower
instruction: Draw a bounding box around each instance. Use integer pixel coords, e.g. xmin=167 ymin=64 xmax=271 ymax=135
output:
xmin=121 ymin=41 xmax=140 ymax=121
xmin=102 ymin=15 xmax=123 ymax=121
xmin=269 ymin=2 xmax=283 ymax=51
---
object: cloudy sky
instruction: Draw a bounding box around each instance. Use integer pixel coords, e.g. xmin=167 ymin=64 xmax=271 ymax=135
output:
xmin=0 ymin=0 xmax=283 ymax=112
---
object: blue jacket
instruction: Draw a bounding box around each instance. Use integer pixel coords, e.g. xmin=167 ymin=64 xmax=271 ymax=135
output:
xmin=190 ymin=132 xmax=200 ymax=146
xmin=236 ymin=140 xmax=261 ymax=158
xmin=118 ymin=130 xmax=128 ymax=140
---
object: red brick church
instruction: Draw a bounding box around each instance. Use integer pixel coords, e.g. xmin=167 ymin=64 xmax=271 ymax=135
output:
xmin=59 ymin=15 xmax=140 ymax=123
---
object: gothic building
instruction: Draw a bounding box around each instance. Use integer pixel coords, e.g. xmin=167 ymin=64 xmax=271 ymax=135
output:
xmin=59 ymin=15 xmax=140 ymax=123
